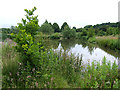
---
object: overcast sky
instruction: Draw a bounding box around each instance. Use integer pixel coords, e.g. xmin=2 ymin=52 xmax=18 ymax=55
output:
xmin=0 ymin=0 xmax=119 ymax=28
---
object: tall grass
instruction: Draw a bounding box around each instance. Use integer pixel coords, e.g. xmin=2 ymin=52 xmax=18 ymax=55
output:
xmin=96 ymin=38 xmax=120 ymax=51
xmin=2 ymin=39 xmax=20 ymax=88
xmin=2 ymin=38 xmax=119 ymax=88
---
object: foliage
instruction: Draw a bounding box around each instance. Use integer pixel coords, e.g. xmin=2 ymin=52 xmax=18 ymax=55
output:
xmin=76 ymin=32 xmax=82 ymax=39
xmin=81 ymin=29 xmax=88 ymax=36
xmin=84 ymin=25 xmax=92 ymax=29
xmin=11 ymin=7 xmax=42 ymax=68
xmin=81 ymin=57 xmax=118 ymax=88
xmin=52 ymin=23 xmax=60 ymax=33
xmin=76 ymin=28 xmax=83 ymax=32
xmin=106 ymin=27 xmax=118 ymax=36
xmin=2 ymin=45 xmax=119 ymax=88
xmin=88 ymin=36 xmax=96 ymax=43
xmin=88 ymin=28 xmax=95 ymax=38
xmin=96 ymin=38 xmax=120 ymax=51
xmin=40 ymin=22 xmax=54 ymax=34
xmin=2 ymin=28 xmax=11 ymax=41
xmin=2 ymin=46 xmax=82 ymax=88
xmin=49 ymin=33 xmax=62 ymax=39
xmin=97 ymin=30 xmax=106 ymax=36
xmin=17 ymin=7 xmax=39 ymax=39
xmin=61 ymin=22 xmax=69 ymax=31
xmin=62 ymin=26 xmax=76 ymax=39
xmin=10 ymin=26 xmax=19 ymax=34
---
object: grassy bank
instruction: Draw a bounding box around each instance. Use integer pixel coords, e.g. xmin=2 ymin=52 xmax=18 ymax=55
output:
xmin=96 ymin=36 xmax=120 ymax=52
xmin=2 ymin=39 xmax=118 ymax=88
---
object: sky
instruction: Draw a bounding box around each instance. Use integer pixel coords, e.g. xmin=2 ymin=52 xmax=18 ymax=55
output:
xmin=0 ymin=0 xmax=119 ymax=28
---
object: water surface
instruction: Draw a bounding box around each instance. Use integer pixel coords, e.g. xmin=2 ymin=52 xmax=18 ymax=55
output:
xmin=43 ymin=39 xmax=119 ymax=65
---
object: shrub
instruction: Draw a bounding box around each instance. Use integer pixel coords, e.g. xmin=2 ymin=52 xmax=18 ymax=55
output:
xmin=88 ymin=28 xmax=95 ymax=38
xmin=49 ymin=33 xmax=62 ymax=39
xmin=88 ymin=37 xmax=96 ymax=43
xmin=81 ymin=29 xmax=87 ymax=36
xmin=76 ymin=32 xmax=82 ymax=39
xmin=97 ymin=30 xmax=106 ymax=36
xmin=62 ymin=26 xmax=76 ymax=39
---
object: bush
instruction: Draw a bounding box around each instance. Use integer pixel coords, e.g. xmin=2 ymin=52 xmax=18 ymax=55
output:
xmin=97 ymin=30 xmax=106 ymax=36
xmin=88 ymin=37 xmax=96 ymax=43
xmin=49 ymin=33 xmax=62 ymax=39
xmin=81 ymin=36 xmax=88 ymax=41
xmin=76 ymin=32 xmax=82 ymax=39
xmin=62 ymin=26 xmax=76 ymax=39
xmin=81 ymin=29 xmax=87 ymax=36
xmin=88 ymin=29 xmax=95 ymax=38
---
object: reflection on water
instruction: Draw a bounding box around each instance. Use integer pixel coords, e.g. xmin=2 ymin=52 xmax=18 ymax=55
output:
xmin=43 ymin=39 xmax=118 ymax=65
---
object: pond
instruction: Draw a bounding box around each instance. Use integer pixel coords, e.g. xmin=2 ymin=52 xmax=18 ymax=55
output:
xmin=43 ymin=39 xmax=119 ymax=65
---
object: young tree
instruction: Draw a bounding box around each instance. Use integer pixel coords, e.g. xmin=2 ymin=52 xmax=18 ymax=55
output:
xmin=11 ymin=7 xmax=42 ymax=68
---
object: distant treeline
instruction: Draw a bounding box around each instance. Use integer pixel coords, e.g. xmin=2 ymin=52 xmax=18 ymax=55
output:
xmin=1 ymin=21 xmax=119 ymax=41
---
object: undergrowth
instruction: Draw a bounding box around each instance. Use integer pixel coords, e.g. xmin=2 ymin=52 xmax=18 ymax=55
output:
xmin=2 ymin=40 xmax=118 ymax=88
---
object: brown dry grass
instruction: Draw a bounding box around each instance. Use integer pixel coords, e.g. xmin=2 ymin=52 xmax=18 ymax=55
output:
xmin=96 ymin=35 xmax=118 ymax=40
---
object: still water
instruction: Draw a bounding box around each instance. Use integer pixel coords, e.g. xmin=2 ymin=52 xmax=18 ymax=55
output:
xmin=43 ymin=39 xmax=119 ymax=65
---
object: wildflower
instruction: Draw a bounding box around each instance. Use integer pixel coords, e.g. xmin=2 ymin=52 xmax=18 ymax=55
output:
xmin=48 ymin=82 xmax=50 ymax=85
xmin=44 ymin=84 xmax=46 ymax=87
xmin=35 ymin=82 xmax=38 ymax=87
xmin=17 ymin=72 xmax=19 ymax=76
xmin=19 ymin=63 xmax=22 ymax=65
xmin=27 ymin=75 xmax=31 ymax=78
xmin=14 ymin=42 xmax=17 ymax=46
xmin=114 ymin=80 xmax=116 ymax=84
xmin=32 ymin=68 xmax=35 ymax=72
xmin=51 ymin=77 xmax=54 ymax=81
xmin=95 ymin=77 xmax=96 ymax=80
xmin=11 ymin=78 xmax=13 ymax=82
xmin=9 ymin=72 xmax=12 ymax=76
